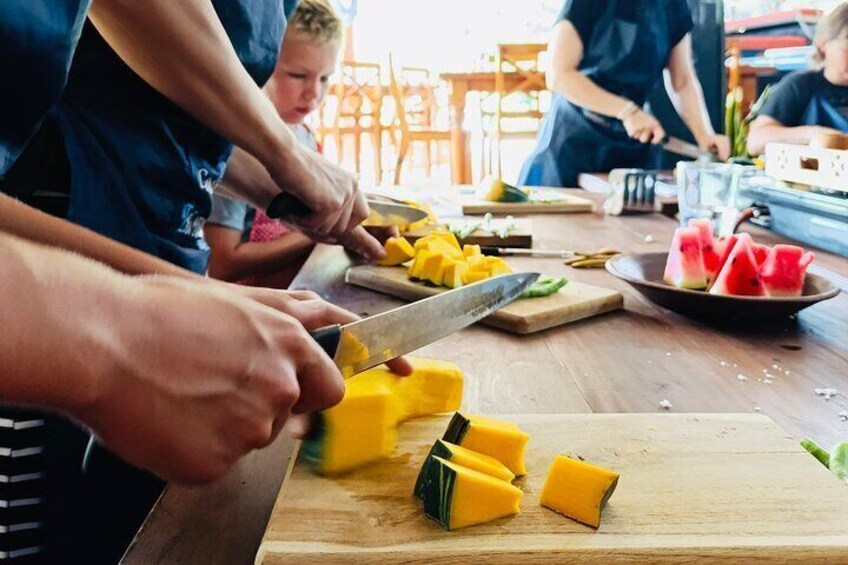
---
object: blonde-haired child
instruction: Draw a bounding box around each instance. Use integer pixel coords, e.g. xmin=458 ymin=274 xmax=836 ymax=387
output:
xmin=206 ymin=0 xmax=342 ymax=287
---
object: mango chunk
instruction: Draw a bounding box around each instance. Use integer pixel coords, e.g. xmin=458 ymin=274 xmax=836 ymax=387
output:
xmin=442 ymin=413 xmax=529 ymax=476
xmin=462 ymin=271 xmax=489 ymax=285
xmin=443 ymin=261 xmax=469 ymax=289
xmin=463 ymin=244 xmax=483 ymax=258
xmin=408 ymin=249 xmax=433 ymax=279
xmin=378 ymin=237 xmax=415 ymax=266
xmin=539 ymin=455 xmax=619 ymax=528
xmin=421 ymin=456 xmax=523 ymax=530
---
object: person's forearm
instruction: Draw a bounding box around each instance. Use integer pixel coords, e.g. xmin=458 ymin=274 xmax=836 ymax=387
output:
xmin=0 ymin=194 xmax=195 ymax=278
xmin=208 ymin=232 xmax=314 ymax=282
xmin=549 ymin=70 xmax=632 ymax=118
xmin=88 ymin=0 xmax=298 ymax=170
xmin=0 ymin=233 xmax=133 ymax=414
xmin=746 ymin=124 xmax=820 ymax=156
xmin=216 ymin=147 xmax=283 ymax=210
xmin=664 ymin=70 xmax=715 ymax=144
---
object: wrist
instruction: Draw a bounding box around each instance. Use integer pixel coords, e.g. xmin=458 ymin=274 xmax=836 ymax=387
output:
xmin=616 ymin=100 xmax=639 ymax=121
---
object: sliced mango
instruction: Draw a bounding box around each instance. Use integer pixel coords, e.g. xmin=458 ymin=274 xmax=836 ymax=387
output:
xmin=444 ymin=261 xmax=469 ymax=289
xmin=540 ymin=455 xmax=619 ymax=528
xmin=462 ymin=271 xmax=490 ymax=285
xmin=421 ymin=456 xmax=523 ymax=530
xmin=442 ymin=413 xmax=530 ymax=476
xmin=378 ymin=236 xmax=415 ymax=266
xmin=429 ymin=231 xmax=461 ymax=251
xmin=419 ymin=251 xmax=445 ymax=283
xmin=408 ymin=249 xmax=433 ymax=279
xmin=463 ymin=244 xmax=483 ymax=258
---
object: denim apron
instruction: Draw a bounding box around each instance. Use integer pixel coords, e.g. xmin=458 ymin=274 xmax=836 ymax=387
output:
xmin=53 ymin=0 xmax=296 ymax=273
xmin=800 ymin=87 xmax=848 ymax=131
xmin=518 ymin=0 xmax=677 ymax=187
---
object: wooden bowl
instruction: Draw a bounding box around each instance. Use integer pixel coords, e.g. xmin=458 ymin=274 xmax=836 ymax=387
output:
xmin=606 ymin=253 xmax=839 ymax=321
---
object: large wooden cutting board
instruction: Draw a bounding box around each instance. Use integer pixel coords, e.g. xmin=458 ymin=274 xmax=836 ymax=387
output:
xmin=402 ymin=218 xmax=533 ymax=248
xmin=345 ymin=265 xmax=622 ymax=334
xmin=256 ymin=413 xmax=848 ymax=564
xmin=453 ymin=188 xmax=594 ymax=215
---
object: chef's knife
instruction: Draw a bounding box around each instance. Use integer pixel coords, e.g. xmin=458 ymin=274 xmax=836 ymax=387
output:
xmin=663 ymin=136 xmax=716 ymax=162
xmin=311 ymin=272 xmax=539 ymax=378
xmin=265 ymin=193 xmax=427 ymax=227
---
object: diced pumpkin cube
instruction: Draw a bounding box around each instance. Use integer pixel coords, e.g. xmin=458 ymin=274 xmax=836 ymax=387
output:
xmin=463 ymin=244 xmax=483 ymax=258
xmin=421 ymin=456 xmax=523 ymax=530
xmin=462 ymin=271 xmax=490 ymax=285
xmin=408 ymin=249 xmax=433 ymax=279
xmin=430 ymin=256 xmax=455 ymax=286
xmin=540 ymin=455 xmax=620 ymax=528
xmin=415 ymin=439 xmax=514 ymax=498
xmin=420 ymin=252 xmax=445 ymax=283
xmin=442 ymin=413 xmax=530 ymax=476
xmin=444 ymin=261 xmax=469 ymax=289
xmin=429 ymin=231 xmax=461 ymax=251
xmin=414 ymin=236 xmax=463 ymax=260
xmin=486 ymin=257 xmax=513 ymax=276
xmin=378 ymin=237 xmax=415 ymax=266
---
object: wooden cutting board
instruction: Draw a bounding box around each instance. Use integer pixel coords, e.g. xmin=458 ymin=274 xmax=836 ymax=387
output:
xmin=452 ymin=188 xmax=594 ymax=215
xmin=256 ymin=413 xmax=848 ymax=564
xmin=401 ymin=219 xmax=533 ymax=248
xmin=345 ymin=265 xmax=622 ymax=334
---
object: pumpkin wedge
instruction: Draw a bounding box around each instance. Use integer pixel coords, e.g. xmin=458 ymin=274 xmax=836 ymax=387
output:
xmin=540 ymin=455 xmax=620 ymax=528
xmin=378 ymin=236 xmax=415 ymax=266
xmin=421 ymin=456 xmax=523 ymax=530
xmin=442 ymin=413 xmax=530 ymax=476
xmin=415 ymin=439 xmax=514 ymax=498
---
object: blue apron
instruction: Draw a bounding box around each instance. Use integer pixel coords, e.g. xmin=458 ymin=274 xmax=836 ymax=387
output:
xmin=0 ymin=0 xmax=91 ymax=176
xmin=52 ymin=0 xmax=297 ymax=274
xmin=800 ymin=89 xmax=848 ymax=131
xmin=518 ymin=0 xmax=677 ymax=188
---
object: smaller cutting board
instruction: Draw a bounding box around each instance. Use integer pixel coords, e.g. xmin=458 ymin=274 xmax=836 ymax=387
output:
xmin=402 ymin=219 xmax=533 ymax=248
xmin=453 ymin=188 xmax=594 ymax=215
xmin=345 ymin=265 xmax=622 ymax=334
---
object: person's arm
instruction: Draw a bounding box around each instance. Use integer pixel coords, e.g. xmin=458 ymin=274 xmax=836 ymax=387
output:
xmin=548 ymin=20 xmax=665 ymax=144
xmin=206 ymin=223 xmax=314 ymax=282
xmin=746 ymin=116 xmax=840 ymax=156
xmin=664 ymin=34 xmax=730 ymax=160
xmin=0 ymin=231 xmax=345 ymax=483
xmin=87 ymin=0 xmax=373 ymax=254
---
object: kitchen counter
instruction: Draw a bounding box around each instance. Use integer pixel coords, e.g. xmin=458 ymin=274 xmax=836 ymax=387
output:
xmin=123 ymin=189 xmax=848 ymax=564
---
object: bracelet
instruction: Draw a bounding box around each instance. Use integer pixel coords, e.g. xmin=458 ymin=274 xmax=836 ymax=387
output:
xmin=616 ymin=101 xmax=638 ymax=121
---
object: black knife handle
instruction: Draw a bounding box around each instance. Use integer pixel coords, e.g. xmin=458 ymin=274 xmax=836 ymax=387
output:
xmin=266 ymin=192 xmax=313 ymax=219
xmin=310 ymin=324 xmax=342 ymax=359
xmin=480 ymin=246 xmax=502 ymax=256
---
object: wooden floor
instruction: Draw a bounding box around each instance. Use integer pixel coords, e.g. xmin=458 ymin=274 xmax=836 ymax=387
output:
xmin=123 ymin=189 xmax=848 ymax=565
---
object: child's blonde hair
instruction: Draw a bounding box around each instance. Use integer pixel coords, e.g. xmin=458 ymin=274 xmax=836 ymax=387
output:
xmin=287 ymin=0 xmax=343 ymax=43
xmin=814 ymin=3 xmax=848 ymax=67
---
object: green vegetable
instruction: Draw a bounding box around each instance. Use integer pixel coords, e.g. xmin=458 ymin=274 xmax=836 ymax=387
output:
xmin=801 ymin=437 xmax=831 ymax=468
xmin=830 ymin=442 xmax=848 ymax=482
xmin=521 ymin=277 xmax=568 ymax=298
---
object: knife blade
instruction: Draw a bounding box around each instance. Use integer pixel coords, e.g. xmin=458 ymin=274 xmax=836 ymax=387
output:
xmin=310 ymin=272 xmax=539 ymax=378
xmin=265 ymin=193 xmax=427 ymax=227
xmin=663 ymin=136 xmax=716 ymax=162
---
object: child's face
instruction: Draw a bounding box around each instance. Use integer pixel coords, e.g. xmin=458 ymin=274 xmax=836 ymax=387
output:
xmin=822 ymin=34 xmax=848 ymax=85
xmin=267 ymin=35 xmax=340 ymax=124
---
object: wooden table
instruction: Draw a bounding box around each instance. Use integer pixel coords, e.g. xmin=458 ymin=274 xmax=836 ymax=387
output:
xmin=123 ymin=190 xmax=848 ymax=564
xmin=441 ymin=71 xmax=546 ymax=184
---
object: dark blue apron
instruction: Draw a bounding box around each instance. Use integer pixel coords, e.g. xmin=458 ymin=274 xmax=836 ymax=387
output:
xmin=52 ymin=0 xmax=296 ymax=274
xmin=800 ymin=89 xmax=848 ymax=131
xmin=518 ymin=0 xmax=676 ymax=188
xmin=0 ymin=0 xmax=91 ymax=176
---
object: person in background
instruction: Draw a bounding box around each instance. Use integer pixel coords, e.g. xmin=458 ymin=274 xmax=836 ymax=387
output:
xmin=747 ymin=3 xmax=848 ymax=156
xmin=518 ymin=0 xmax=730 ymax=188
xmin=206 ymin=0 xmax=342 ymax=289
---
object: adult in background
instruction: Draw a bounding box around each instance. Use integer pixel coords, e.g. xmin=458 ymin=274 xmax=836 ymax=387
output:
xmin=518 ymin=0 xmax=730 ymax=188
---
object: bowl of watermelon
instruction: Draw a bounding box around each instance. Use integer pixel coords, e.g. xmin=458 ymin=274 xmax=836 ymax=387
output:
xmin=606 ymin=222 xmax=839 ymax=321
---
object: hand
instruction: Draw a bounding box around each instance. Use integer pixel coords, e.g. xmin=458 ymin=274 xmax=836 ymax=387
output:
xmin=622 ymin=110 xmax=666 ymax=145
xmin=227 ymin=285 xmax=414 ymax=376
xmin=698 ymin=133 xmax=731 ymax=161
xmin=77 ymin=276 xmax=346 ymax=484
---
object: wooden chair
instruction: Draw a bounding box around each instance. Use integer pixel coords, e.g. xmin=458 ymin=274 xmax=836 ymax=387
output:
xmin=492 ymin=43 xmax=548 ymax=176
xmin=331 ymin=61 xmax=384 ymax=182
xmin=388 ymin=55 xmax=450 ymax=185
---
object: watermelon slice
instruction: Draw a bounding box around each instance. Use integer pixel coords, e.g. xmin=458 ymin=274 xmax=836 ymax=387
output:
xmin=760 ymin=245 xmax=814 ymax=297
xmin=709 ymin=233 xmax=767 ymax=297
xmin=688 ymin=219 xmax=721 ymax=284
xmin=751 ymin=243 xmax=772 ymax=266
xmin=709 ymin=234 xmax=739 ymax=290
xmin=664 ymin=227 xmax=708 ymax=290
